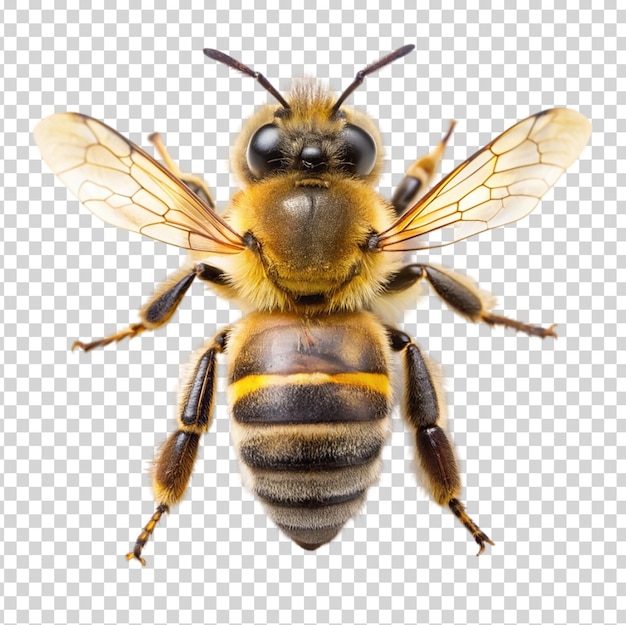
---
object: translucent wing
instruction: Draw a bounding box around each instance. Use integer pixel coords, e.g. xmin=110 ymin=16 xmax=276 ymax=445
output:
xmin=33 ymin=112 xmax=245 ymax=254
xmin=377 ymin=108 xmax=591 ymax=252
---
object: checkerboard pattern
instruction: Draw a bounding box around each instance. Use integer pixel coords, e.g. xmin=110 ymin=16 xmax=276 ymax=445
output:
xmin=1 ymin=3 xmax=621 ymax=625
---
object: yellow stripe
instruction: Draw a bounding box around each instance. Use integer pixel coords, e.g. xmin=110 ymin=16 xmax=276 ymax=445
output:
xmin=230 ymin=372 xmax=391 ymax=401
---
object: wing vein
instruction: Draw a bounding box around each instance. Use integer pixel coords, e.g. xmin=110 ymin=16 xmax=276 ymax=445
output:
xmin=34 ymin=112 xmax=245 ymax=255
xmin=377 ymin=109 xmax=591 ymax=252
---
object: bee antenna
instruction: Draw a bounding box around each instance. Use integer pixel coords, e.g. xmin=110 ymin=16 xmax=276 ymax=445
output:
xmin=204 ymin=49 xmax=291 ymax=110
xmin=331 ymin=44 xmax=415 ymax=116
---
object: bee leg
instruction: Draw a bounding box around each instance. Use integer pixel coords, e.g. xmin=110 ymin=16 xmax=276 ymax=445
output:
xmin=194 ymin=262 xmax=230 ymax=286
xmin=420 ymin=264 xmax=558 ymax=338
xmin=380 ymin=263 xmax=424 ymax=293
xmin=126 ymin=330 xmax=228 ymax=566
xmin=72 ymin=264 xmax=211 ymax=352
xmin=386 ymin=326 xmax=494 ymax=556
xmin=148 ymin=132 xmax=216 ymax=210
xmin=385 ymin=263 xmax=557 ymax=339
xmin=391 ymin=120 xmax=455 ymax=216
xmin=125 ymin=503 xmax=169 ymax=567
xmin=71 ymin=322 xmax=148 ymax=353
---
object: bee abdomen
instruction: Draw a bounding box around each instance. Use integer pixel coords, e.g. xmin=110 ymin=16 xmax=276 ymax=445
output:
xmin=228 ymin=312 xmax=393 ymax=549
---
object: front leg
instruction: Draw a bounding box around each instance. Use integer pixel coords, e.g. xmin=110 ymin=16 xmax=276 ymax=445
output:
xmin=382 ymin=263 xmax=557 ymax=338
xmin=148 ymin=132 xmax=216 ymax=209
xmin=391 ymin=121 xmax=455 ymax=216
xmin=387 ymin=327 xmax=494 ymax=555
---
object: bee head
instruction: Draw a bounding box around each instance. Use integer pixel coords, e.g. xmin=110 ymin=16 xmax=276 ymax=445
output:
xmin=204 ymin=46 xmax=415 ymax=185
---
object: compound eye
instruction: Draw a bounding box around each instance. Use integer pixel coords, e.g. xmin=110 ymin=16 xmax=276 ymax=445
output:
xmin=341 ymin=124 xmax=377 ymax=176
xmin=246 ymin=123 xmax=284 ymax=179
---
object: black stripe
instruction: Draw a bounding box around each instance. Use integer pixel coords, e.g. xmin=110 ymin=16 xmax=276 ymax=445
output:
xmin=232 ymin=383 xmax=389 ymax=424
xmin=256 ymin=488 xmax=365 ymax=509
xmin=239 ymin=437 xmax=383 ymax=471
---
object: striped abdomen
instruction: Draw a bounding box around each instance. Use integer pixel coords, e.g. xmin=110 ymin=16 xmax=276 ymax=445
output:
xmin=227 ymin=311 xmax=393 ymax=550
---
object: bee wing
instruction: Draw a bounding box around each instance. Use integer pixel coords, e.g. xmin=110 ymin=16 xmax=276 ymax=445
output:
xmin=377 ymin=108 xmax=591 ymax=252
xmin=33 ymin=112 xmax=245 ymax=254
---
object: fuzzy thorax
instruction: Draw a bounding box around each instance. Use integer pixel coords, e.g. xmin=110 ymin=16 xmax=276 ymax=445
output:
xmin=213 ymin=173 xmax=400 ymax=314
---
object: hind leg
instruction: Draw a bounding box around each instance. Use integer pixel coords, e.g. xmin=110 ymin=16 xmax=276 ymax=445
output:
xmin=126 ymin=330 xmax=227 ymax=565
xmin=387 ymin=327 xmax=494 ymax=555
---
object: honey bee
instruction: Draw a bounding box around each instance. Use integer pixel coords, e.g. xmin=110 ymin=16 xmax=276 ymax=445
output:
xmin=34 ymin=45 xmax=591 ymax=565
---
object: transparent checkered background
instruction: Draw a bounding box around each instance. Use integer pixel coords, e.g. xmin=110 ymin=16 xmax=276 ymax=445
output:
xmin=1 ymin=2 xmax=622 ymax=625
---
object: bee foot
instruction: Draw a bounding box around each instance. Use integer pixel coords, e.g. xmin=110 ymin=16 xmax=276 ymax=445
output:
xmin=125 ymin=550 xmax=147 ymax=566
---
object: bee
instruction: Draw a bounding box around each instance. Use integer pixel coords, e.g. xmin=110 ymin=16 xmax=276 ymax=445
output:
xmin=34 ymin=45 xmax=591 ymax=565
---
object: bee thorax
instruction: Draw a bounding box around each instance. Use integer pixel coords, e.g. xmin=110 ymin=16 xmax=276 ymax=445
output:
xmin=267 ymin=187 xmax=353 ymax=271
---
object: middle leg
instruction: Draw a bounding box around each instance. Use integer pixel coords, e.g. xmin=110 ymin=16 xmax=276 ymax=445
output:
xmin=382 ymin=263 xmax=557 ymax=338
xmin=73 ymin=262 xmax=231 ymax=352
